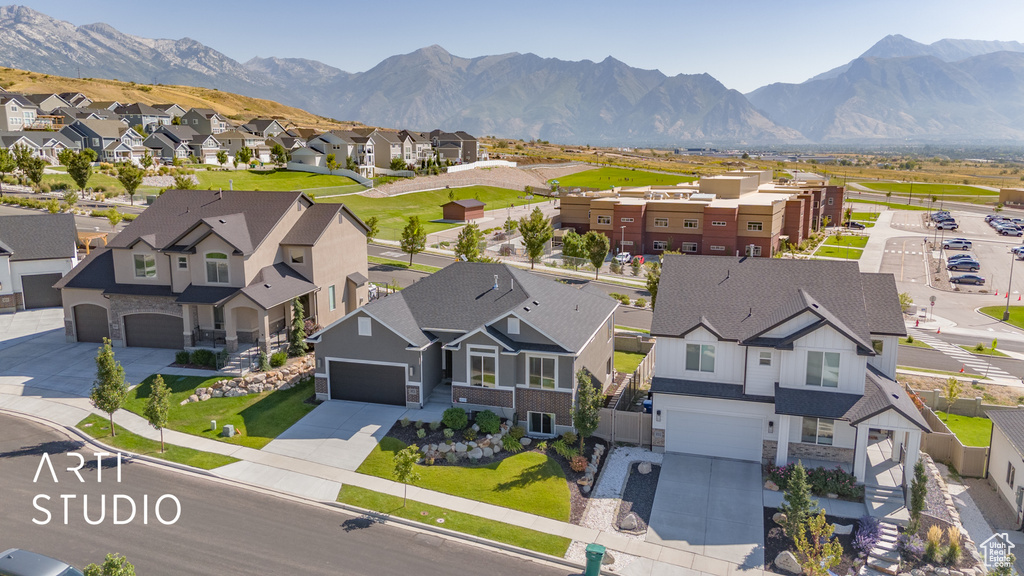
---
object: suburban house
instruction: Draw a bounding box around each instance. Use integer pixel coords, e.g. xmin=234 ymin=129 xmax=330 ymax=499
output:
xmin=23 ymin=93 xmax=71 ymax=114
xmin=0 ymin=131 xmax=78 ymax=164
xmin=398 ymin=130 xmax=433 ymax=165
xmin=560 ymin=169 xmax=845 ymax=257
xmin=181 ymin=108 xmax=230 ymax=135
xmin=984 ymin=409 xmax=1024 ymax=520
xmin=143 ymin=132 xmax=191 ymax=163
xmin=242 ymin=118 xmax=287 ymax=138
xmin=442 ymin=199 xmax=485 ymax=222
xmin=430 ymin=130 xmax=479 ymax=164
xmin=61 ymin=119 xmax=147 ymax=164
xmin=114 ymin=103 xmax=172 ymax=130
xmin=85 ymin=101 xmax=122 ymax=112
xmin=215 ymin=130 xmax=271 ymax=163
xmin=0 ymin=94 xmax=39 ymax=131
xmin=308 ymin=263 xmax=618 ymax=436
xmin=55 ymin=190 xmax=370 ymax=352
xmin=365 ymin=129 xmax=404 ymax=170
xmin=267 ymin=134 xmax=305 ymax=152
xmin=58 ymin=92 xmax=93 ymax=108
xmin=152 ymin=103 xmax=188 ymax=120
xmin=294 ymin=131 xmax=375 ymax=178
xmin=54 ymin=106 xmax=121 ymax=124
xmin=0 ymin=214 xmax=79 ymax=312
xmin=152 ymin=125 xmax=223 ymax=164
xmin=649 ymin=255 xmax=928 ymax=487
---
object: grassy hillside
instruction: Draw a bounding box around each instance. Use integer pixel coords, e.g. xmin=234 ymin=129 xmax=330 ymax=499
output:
xmin=0 ymin=67 xmax=362 ymax=130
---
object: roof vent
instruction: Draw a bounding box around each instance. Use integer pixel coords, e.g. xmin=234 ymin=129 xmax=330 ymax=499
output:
xmin=219 ymin=219 xmax=226 ymax=224
xmin=524 ymin=306 xmax=531 ymax=312
xmin=492 ymin=275 xmax=499 ymax=291
xmin=264 ymin=283 xmax=271 ymax=288
xmin=892 ymin=393 xmax=900 ymax=400
xmin=811 ymin=303 xmax=819 ymax=309
xmin=533 ymin=300 xmax=539 ymax=306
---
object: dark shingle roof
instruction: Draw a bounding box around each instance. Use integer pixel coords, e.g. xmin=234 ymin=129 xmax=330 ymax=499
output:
xmin=239 ymin=263 xmax=316 ymax=309
xmin=844 ymin=366 xmax=929 ymax=431
xmin=109 ymin=190 xmax=305 ymax=255
xmin=861 ymin=273 xmax=907 ymax=336
xmin=175 ymin=285 xmax=238 ymax=305
xmin=652 ymin=256 xmax=900 ymax=351
xmin=0 ymin=213 xmax=77 ymax=261
xmin=650 ymin=376 xmax=774 ymax=403
xmin=115 ymin=103 xmax=167 ymax=116
xmin=54 ymin=249 xmax=114 ymax=290
xmin=988 ymin=408 xmax=1024 ymax=456
xmin=774 ymin=383 xmax=863 ymax=419
xmin=347 ymin=272 xmax=368 ymax=286
xmin=445 ymin=199 xmax=485 ymax=209
xmin=280 ymin=204 xmax=342 ymax=246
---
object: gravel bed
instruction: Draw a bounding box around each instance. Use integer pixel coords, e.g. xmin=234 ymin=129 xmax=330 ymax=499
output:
xmin=615 ymin=463 xmax=660 ymax=533
xmin=923 ymin=456 xmax=955 ymax=525
xmin=142 ymin=174 xmax=198 ymax=187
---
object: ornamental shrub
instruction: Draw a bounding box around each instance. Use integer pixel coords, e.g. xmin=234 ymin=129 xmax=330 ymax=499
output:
xmin=270 ymin=351 xmax=287 ymax=367
xmin=174 ymin=350 xmax=190 ymax=365
xmin=502 ymin=435 xmax=523 ymax=453
xmin=508 ymin=425 xmax=526 ymax=440
xmin=442 ymin=407 xmax=468 ymax=430
xmin=462 ymin=428 xmax=478 ymax=441
xmin=190 ymin=348 xmax=216 ymax=368
xmin=853 ymin=516 xmax=881 ymax=553
xmin=475 ymin=410 xmax=500 ymax=434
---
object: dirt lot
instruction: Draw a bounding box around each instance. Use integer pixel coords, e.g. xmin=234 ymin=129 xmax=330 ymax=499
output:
xmin=902 ymin=374 xmax=1024 ymax=406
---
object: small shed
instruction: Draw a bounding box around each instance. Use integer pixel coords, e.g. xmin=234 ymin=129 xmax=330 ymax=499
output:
xmin=442 ymin=199 xmax=485 ymax=222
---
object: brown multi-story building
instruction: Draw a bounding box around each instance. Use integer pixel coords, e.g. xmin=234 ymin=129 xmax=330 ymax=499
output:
xmin=559 ymin=169 xmax=844 ymax=257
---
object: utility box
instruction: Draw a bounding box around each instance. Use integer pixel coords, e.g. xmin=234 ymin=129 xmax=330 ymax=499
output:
xmin=222 ymin=424 xmax=235 ymax=437
xmin=584 ymin=543 xmax=606 ymax=576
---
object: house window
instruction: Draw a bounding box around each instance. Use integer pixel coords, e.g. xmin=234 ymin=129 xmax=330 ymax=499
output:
xmin=507 ymin=317 xmax=520 ymax=335
xmin=806 ymin=351 xmax=840 ymax=388
xmin=814 ymin=201 xmax=819 ymax=208
xmin=683 ymin=219 xmax=699 ymax=229
xmin=358 ymin=316 xmax=372 ymax=336
xmin=745 ymin=245 xmax=762 ymax=257
xmin=597 ymin=215 xmax=611 ymax=225
xmin=213 ymin=306 xmax=224 ymax=330
xmin=469 ymin=347 xmax=497 ymax=388
xmin=92 ymin=138 xmax=99 ymax=146
xmin=710 ymin=245 xmax=725 ymax=251
xmin=607 ymin=318 xmax=613 ymax=341
xmin=653 ymin=241 xmax=668 ymax=251
xmin=828 ymin=197 xmax=834 ymax=205
xmin=133 ymin=254 xmax=156 ymax=278
xmin=205 ymin=252 xmax=229 ymax=283
xmin=620 ymin=217 xmax=634 ymax=223
xmin=1008 ymin=462 xmax=1016 ymax=488
xmin=747 ymin=222 xmax=763 ymax=231
xmin=529 ymin=357 xmax=556 ymax=389
xmin=872 ymin=340 xmax=884 ymax=354
xmin=711 ymin=221 xmax=726 ymax=227
xmin=176 ymin=255 xmax=188 ymax=270
xmin=685 ymin=343 xmax=715 ymax=373
xmin=290 ymin=248 xmax=304 ymax=265
xmin=759 ymin=351 xmax=772 ymax=366
xmin=654 ymin=218 xmax=669 ymax=228
xmin=680 ymin=242 xmax=698 ymax=252
xmin=528 ymin=412 xmax=555 ymax=436
xmin=328 ymin=285 xmax=336 ymax=311
xmin=801 ymin=417 xmax=834 ymax=445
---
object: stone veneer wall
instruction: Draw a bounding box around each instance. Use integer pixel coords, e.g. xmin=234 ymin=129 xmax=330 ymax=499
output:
xmin=515 ymin=387 xmax=572 ymax=423
xmin=406 ymin=385 xmax=420 ymax=404
xmin=652 ymin=428 xmax=665 ymax=448
xmin=452 ymin=385 xmax=513 ymax=408
xmin=108 ymin=294 xmax=181 ymax=341
xmin=315 ymin=376 xmax=328 ymax=396
xmin=0 ymin=292 xmax=22 ymax=313
xmin=787 ymin=442 xmax=855 ymax=464
xmin=762 ymin=440 xmax=778 ymax=465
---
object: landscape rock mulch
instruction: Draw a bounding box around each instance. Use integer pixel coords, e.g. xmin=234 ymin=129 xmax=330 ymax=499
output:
xmin=615 ymin=462 xmax=660 ymax=534
xmin=763 ymin=507 xmax=859 ymax=576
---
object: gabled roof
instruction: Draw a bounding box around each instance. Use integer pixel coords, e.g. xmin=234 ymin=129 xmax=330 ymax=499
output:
xmin=187 ymin=108 xmax=221 ymax=119
xmin=988 ymin=408 xmax=1024 ymax=456
xmin=279 ymin=203 xmax=368 ymax=246
xmin=155 ymin=125 xmax=200 ymax=143
xmin=115 ymin=103 xmax=168 ymax=117
xmin=861 ymin=273 xmax=908 ymax=336
xmin=0 ymin=213 xmax=77 ymax=261
xmin=244 ymin=118 xmax=283 ymax=132
xmin=238 ymin=263 xmax=316 ymax=309
xmin=54 ymin=248 xmax=114 ymax=290
xmin=844 ymin=366 xmax=930 ymax=431
xmin=444 ymin=199 xmax=485 ymax=209
xmin=774 ymin=383 xmax=863 ymax=420
xmin=68 ymin=119 xmax=126 ymax=140
xmin=652 ymin=256 xmax=897 ymax=352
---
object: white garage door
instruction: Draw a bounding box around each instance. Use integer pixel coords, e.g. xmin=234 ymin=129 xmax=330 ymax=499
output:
xmin=666 ymin=411 xmax=763 ymax=462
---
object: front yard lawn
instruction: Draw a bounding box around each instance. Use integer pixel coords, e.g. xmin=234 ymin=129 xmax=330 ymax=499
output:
xmin=814 ymin=246 xmax=863 ymax=260
xmin=850 ymin=212 xmax=880 ymax=221
xmin=935 ymin=412 xmax=993 ymax=447
xmin=194 ymin=168 xmax=364 ymax=192
xmin=368 ymin=255 xmax=442 ymax=274
xmin=358 ymin=437 xmax=570 ymax=521
xmin=823 ymin=234 xmax=869 ymax=248
xmin=900 ymin=337 xmax=933 ymax=349
xmin=76 ymin=414 xmax=239 ymax=470
xmin=959 ymin=344 xmax=1009 ymax=358
xmin=980 ymin=306 xmax=1024 ymax=330
xmin=338 ymin=485 xmax=571 ymax=557
xmin=615 ymin=351 xmax=646 ymax=374
xmin=122 ymin=374 xmax=316 ymax=449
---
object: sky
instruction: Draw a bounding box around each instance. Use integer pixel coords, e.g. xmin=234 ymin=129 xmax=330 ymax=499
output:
xmin=14 ymin=0 xmax=1024 ymax=92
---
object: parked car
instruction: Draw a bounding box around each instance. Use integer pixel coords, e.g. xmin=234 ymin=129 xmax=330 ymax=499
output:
xmin=950 ymin=274 xmax=986 ymax=285
xmin=0 ymin=549 xmax=84 ymax=576
xmin=631 ymin=255 xmax=645 ymax=266
xmin=942 ymin=239 xmax=972 ymax=250
xmin=985 ymin=214 xmax=999 ymax=223
xmin=1000 ymin=226 xmax=1023 ymax=237
xmin=931 ymin=211 xmax=951 ymax=221
xmin=1012 ymin=246 xmax=1024 ymax=256
xmin=845 ymin=221 xmax=866 ymax=230
xmin=936 ymin=220 xmax=959 ymax=230
xmin=947 ymin=253 xmax=976 ymax=263
xmin=614 ymin=252 xmax=632 ymax=264
xmin=947 ymin=259 xmax=981 ymax=272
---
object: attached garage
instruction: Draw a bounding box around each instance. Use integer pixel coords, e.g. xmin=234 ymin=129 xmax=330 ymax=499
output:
xmin=123 ymin=313 xmax=183 ymax=349
xmin=73 ymin=304 xmax=109 ymax=343
xmin=665 ymin=411 xmax=764 ymax=462
xmin=21 ymin=273 xmax=64 ymax=309
xmin=329 ymin=360 xmax=407 ymax=405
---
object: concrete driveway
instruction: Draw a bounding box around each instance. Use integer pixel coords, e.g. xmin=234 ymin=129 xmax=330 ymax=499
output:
xmin=261 ymin=401 xmax=407 ymax=471
xmin=647 ymin=454 xmax=765 ymax=570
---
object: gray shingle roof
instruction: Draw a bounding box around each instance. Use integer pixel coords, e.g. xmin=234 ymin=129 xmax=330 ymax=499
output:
xmin=861 ymin=273 xmax=907 ymax=336
xmin=347 ymin=272 xmax=368 ymax=286
xmin=54 ymin=249 xmax=114 ymax=290
xmin=175 ymin=284 xmax=238 ymax=305
xmin=238 ymin=263 xmax=316 ymax=309
xmin=774 ymin=383 xmax=863 ymax=419
xmin=844 ymin=366 xmax=929 ymax=431
xmin=987 ymin=408 xmax=1024 ymax=456
xmin=650 ymin=376 xmax=774 ymax=403
xmin=652 ymin=256 xmax=899 ymax=351
xmin=280 ymin=204 xmax=345 ymax=246
xmin=0 ymin=213 xmax=77 ymax=261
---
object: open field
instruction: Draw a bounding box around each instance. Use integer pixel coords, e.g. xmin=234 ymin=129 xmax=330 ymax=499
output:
xmin=858 ymin=182 xmax=996 ymax=196
xmin=549 ymin=166 xmax=696 ymax=189
xmin=823 ymin=235 xmax=868 ymax=248
xmin=847 ymin=199 xmax=931 ymax=211
xmin=193 ymin=169 xmax=364 ymax=193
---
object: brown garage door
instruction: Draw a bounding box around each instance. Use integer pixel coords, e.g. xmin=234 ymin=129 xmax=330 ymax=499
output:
xmin=123 ymin=313 xmax=183 ymax=349
xmin=329 ymin=360 xmax=406 ymax=405
xmin=73 ymin=304 xmax=109 ymax=343
xmin=21 ymin=273 xmax=63 ymax=309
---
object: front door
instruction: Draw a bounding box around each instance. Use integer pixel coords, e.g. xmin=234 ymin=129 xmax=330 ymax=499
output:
xmin=444 ymin=349 xmax=453 ymax=380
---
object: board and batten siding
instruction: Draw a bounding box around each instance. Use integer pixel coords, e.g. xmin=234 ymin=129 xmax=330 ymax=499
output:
xmin=867 ymin=334 xmax=898 ymax=379
xmin=989 ymin=425 xmax=1023 ymax=513
xmin=745 ymin=347 xmax=780 ymax=396
xmin=778 ymin=324 xmax=868 ymax=394
xmin=655 ymin=327 xmax=744 ymax=384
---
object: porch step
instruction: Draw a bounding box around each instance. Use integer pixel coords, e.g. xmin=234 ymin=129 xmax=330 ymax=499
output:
xmin=867 ymin=557 xmax=900 ymax=576
xmin=870 ymin=546 xmax=900 ymax=564
xmin=872 ymin=538 xmax=898 ymax=552
xmin=858 ymin=566 xmax=891 ymax=576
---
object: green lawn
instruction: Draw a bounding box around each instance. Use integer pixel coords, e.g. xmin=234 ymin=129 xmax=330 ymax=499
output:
xmin=814 ymin=246 xmax=863 ymax=260
xmin=823 ymin=235 xmax=869 ymax=248
xmin=76 ymin=414 xmax=239 ymax=470
xmin=850 ymin=212 xmax=880 ymax=221
xmin=981 ymin=306 xmax=1024 ymax=330
xmin=848 ymin=199 xmax=931 ymax=211
xmin=42 ymin=172 xmax=161 ymax=198
xmin=615 ymin=351 xmax=647 ymax=374
xmin=616 ymin=325 xmax=650 ymax=334
xmin=897 ymin=366 xmax=985 ymax=379
xmin=934 ymin=412 xmax=993 ymax=447
xmin=338 ymin=485 xmax=570 ymax=556
xmin=319 ymin=185 xmax=528 ymax=236
xmin=858 ymin=182 xmax=996 ymax=196
xmin=122 ymin=374 xmax=316 ymax=449
xmin=959 ymin=344 xmax=1010 ymax=358
xmin=899 ymin=337 xmax=933 ymax=349
xmin=358 ymin=437 xmax=570 ymax=521
xmin=193 ymin=169 xmax=364 ymax=193
xmin=368 ymin=255 xmax=442 ymax=274
xmin=550 ymin=167 xmax=696 ymax=189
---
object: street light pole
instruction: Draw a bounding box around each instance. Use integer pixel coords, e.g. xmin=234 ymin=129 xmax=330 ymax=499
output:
xmin=1005 ymin=252 xmax=1017 ymax=321
xmin=620 ymin=226 xmax=626 ymax=254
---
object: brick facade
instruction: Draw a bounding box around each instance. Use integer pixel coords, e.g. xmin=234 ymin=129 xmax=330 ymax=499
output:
xmin=515 ymin=387 xmax=572 ymax=424
xmin=787 ymin=441 xmax=855 ymax=464
xmin=0 ymin=292 xmax=23 ymax=313
xmin=406 ymin=385 xmax=420 ymax=404
xmin=762 ymin=440 xmax=778 ymax=465
xmin=452 ymin=385 xmax=513 ymax=408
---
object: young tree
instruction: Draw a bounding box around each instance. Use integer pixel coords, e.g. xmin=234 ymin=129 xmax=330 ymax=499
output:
xmin=106 ymin=209 xmax=123 ymax=231
xmin=518 ymin=207 xmax=553 ymax=269
xmin=630 ymin=257 xmax=642 ymax=277
xmin=171 ymin=116 xmax=181 ymax=126
xmin=454 ymin=223 xmax=483 ymax=262
xmin=90 ymin=338 xmax=129 ymax=437
xmin=270 ymin=143 xmax=289 ymax=166
xmin=843 ymin=206 xmax=853 ymax=223
xmin=390 ymin=157 xmax=407 ymax=171
xmin=84 ymin=553 xmax=136 ymax=576
xmin=898 ymin=292 xmax=913 ymax=314
xmin=116 ymin=163 xmax=143 ymax=205
xmin=778 ymin=461 xmax=817 ymax=538
xmin=646 ymin=262 xmax=661 ymax=308
xmin=288 ymin=298 xmax=308 ymax=357
xmin=235 ymin=146 xmax=253 ymax=167
xmin=571 ymin=370 xmax=603 ymax=453
xmin=583 ymin=230 xmax=610 ymax=280
xmin=908 ymin=460 xmax=927 ymax=533
xmin=447 ymin=188 xmax=456 ymax=202
xmin=173 ymin=174 xmax=196 ymax=190
xmin=364 ymin=216 xmax=380 ymax=244
xmin=216 ymin=150 xmax=228 ymax=168
xmin=63 ymin=190 xmax=78 ymax=207
xmin=345 ymin=155 xmax=357 ymax=172
xmin=23 ymin=156 xmax=45 ymax=187
xmin=143 ymin=374 xmax=170 ymax=453
xmin=400 ymin=216 xmax=426 ymax=265
xmin=793 ymin=510 xmax=843 ymax=576
xmin=0 ymin=148 xmax=16 ymax=192
xmin=393 ymin=444 xmax=422 ymax=507
xmin=325 ymin=153 xmax=339 ymax=171
xmin=140 ymin=150 xmax=153 ymax=171
xmin=12 ymin=143 xmax=32 ymax=173
xmin=68 ymin=149 xmax=97 ymax=197
xmin=502 ymin=217 xmax=517 ymax=238
xmin=57 ymin=147 xmax=75 ymax=168
xmin=561 ymin=230 xmax=585 ymax=269
xmin=45 ymin=199 xmax=60 ymax=214
xmin=944 ymin=376 xmax=962 ymax=417
xmin=132 ymin=124 xmax=146 ymax=137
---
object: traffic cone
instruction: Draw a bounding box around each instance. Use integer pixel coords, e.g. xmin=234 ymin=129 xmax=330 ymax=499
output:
xmin=937 ymin=327 xmax=941 ymax=334
xmin=1018 ymin=294 xmax=1021 ymax=301
xmin=960 ymin=365 xmax=965 ymax=373
xmin=996 ymin=290 xmax=1000 ymax=296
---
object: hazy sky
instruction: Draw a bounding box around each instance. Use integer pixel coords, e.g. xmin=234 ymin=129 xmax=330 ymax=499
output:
xmin=16 ymin=0 xmax=1024 ymax=92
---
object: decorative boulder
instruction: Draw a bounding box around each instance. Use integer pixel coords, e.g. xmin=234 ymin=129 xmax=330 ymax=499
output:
xmin=521 ymin=437 xmax=532 ymax=446
xmin=467 ymin=441 xmax=477 ymax=449
xmin=619 ymin=513 xmax=639 ymax=531
xmin=454 ymin=442 xmax=467 ymax=453
xmin=471 ymin=423 xmax=480 ymax=432
xmin=468 ymin=447 xmax=483 ymax=460
xmin=602 ymin=551 xmax=614 ymax=565
xmin=764 ymin=480 xmax=779 ymax=491
xmin=437 ymin=443 xmax=450 ymax=453
xmin=211 ymin=389 xmax=224 ymax=398
xmin=492 ymin=443 xmax=502 ymax=454
xmin=775 ymin=551 xmax=802 ymax=574
xmin=827 ymin=493 xmax=839 ymax=500
xmin=188 ymin=394 xmax=199 ymax=403
xmin=637 ymin=461 xmax=652 ymax=474
xmin=482 ymin=447 xmax=493 ymax=458
xmin=833 ymin=523 xmax=853 ymax=535
xmin=198 ymin=393 xmax=211 ymax=401
xmin=772 ymin=512 xmax=787 ymax=526
xmin=581 ymin=484 xmax=591 ymax=494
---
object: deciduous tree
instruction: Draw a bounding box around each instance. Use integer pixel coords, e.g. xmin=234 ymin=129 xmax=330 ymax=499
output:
xmin=91 ymin=338 xmax=129 ymax=437
xmin=400 ymin=216 xmax=426 ymax=265
xmin=235 ymin=146 xmax=253 ymax=167
xmin=454 ymin=222 xmax=484 ymax=262
xmin=116 ymin=163 xmax=143 ymax=205
xmin=364 ymin=216 xmax=379 ymax=244
xmin=793 ymin=510 xmax=843 ymax=576
xmin=143 ymin=374 xmax=170 ymax=452
xmin=271 ymin=143 xmax=289 ymax=166
xmin=571 ymin=370 xmax=603 ymax=453
xmin=23 ymin=156 xmax=45 ymax=186
xmin=518 ymin=207 xmax=552 ymax=269
xmin=583 ymin=231 xmax=610 ymax=279
xmin=84 ymin=553 xmax=136 ymax=576
xmin=325 ymin=153 xmax=338 ymax=171
xmin=68 ymin=149 xmax=97 ymax=197
xmin=216 ymin=150 xmax=228 ymax=168
xmin=393 ymin=444 xmax=422 ymax=507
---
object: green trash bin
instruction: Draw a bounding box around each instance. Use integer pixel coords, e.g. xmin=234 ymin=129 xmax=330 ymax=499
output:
xmin=584 ymin=543 xmax=606 ymax=576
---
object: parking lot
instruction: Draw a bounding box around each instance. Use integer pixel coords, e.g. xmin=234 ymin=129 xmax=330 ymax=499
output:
xmin=923 ymin=210 xmax=1024 ymax=296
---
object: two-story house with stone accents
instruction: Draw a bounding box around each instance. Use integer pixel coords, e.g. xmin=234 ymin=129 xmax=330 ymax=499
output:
xmin=55 ymin=190 xmax=369 ymax=353
xmin=308 ymin=263 xmax=618 ymax=437
xmin=649 ymin=255 xmax=929 ymax=486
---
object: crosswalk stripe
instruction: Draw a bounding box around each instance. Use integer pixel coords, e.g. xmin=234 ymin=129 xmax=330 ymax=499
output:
xmin=905 ymin=328 xmax=1016 ymax=378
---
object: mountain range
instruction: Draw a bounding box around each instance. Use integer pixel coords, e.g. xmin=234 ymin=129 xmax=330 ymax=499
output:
xmin=1 ymin=5 xmax=1023 ymax=146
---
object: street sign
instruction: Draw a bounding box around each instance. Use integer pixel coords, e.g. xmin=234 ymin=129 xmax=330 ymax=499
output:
xmin=930 ymin=296 xmax=937 ymax=305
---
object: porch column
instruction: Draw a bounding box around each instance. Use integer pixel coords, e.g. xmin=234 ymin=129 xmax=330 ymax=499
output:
xmin=892 ymin=430 xmax=904 ymax=462
xmin=775 ymin=415 xmax=792 ymax=466
xmin=256 ymin=309 xmax=270 ymax=356
xmin=225 ymin=306 xmax=238 ymax=352
xmin=181 ymin=304 xmax=194 ymax=347
xmin=903 ymin=430 xmax=922 ymax=487
xmin=853 ymin=424 xmax=870 ymax=483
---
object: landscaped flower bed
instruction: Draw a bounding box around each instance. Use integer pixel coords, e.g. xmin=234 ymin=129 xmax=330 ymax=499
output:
xmin=763 ymin=508 xmax=861 ymax=576
xmin=764 ymin=462 xmax=864 ymax=501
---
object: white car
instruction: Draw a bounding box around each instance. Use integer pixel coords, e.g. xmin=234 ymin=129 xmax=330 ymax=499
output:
xmin=614 ymin=252 xmax=632 ymax=264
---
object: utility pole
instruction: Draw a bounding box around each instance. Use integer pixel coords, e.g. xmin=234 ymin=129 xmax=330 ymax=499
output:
xmin=1005 ymin=252 xmax=1017 ymax=322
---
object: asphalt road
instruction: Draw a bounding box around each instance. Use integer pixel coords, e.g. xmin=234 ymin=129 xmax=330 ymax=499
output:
xmin=0 ymin=414 xmax=572 ymax=576
xmin=898 ymin=344 xmax=1022 ymax=378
